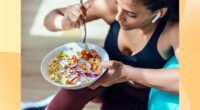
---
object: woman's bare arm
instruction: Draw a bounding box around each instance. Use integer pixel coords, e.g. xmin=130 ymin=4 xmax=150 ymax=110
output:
xmin=123 ymin=24 xmax=179 ymax=94
xmin=44 ymin=0 xmax=117 ymax=32
xmin=123 ymin=67 xmax=179 ymax=94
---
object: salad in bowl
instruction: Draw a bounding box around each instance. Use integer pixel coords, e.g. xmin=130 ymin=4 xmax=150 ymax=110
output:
xmin=41 ymin=42 xmax=109 ymax=89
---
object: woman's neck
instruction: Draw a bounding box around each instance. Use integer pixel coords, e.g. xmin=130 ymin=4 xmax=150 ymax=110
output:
xmin=140 ymin=20 xmax=160 ymax=36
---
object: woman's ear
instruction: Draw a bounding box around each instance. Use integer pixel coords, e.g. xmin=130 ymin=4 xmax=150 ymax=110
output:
xmin=152 ymin=11 xmax=161 ymax=23
xmin=159 ymin=7 xmax=168 ymax=18
xmin=151 ymin=8 xmax=168 ymax=23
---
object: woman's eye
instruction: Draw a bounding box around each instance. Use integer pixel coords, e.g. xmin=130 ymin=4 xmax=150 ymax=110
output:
xmin=127 ymin=12 xmax=137 ymax=18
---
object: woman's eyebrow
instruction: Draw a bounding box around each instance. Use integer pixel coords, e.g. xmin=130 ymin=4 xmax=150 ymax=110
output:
xmin=116 ymin=0 xmax=137 ymax=15
xmin=125 ymin=10 xmax=137 ymax=15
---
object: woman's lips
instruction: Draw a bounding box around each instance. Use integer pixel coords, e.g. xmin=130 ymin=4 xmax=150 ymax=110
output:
xmin=120 ymin=24 xmax=127 ymax=28
xmin=119 ymin=22 xmax=126 ymax=26
xmin=119 ymin=23 xmax=124 ymax=26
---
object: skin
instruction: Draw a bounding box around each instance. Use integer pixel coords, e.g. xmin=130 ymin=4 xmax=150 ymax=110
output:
xmin=44 ymin=0 xmax=179 ymax=94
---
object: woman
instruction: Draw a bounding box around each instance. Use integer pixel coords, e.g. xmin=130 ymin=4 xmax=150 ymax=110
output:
xmin=44 ymin=0 xmax=179 ymax=110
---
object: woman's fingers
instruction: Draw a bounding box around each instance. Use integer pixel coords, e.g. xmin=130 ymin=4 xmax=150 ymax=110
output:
xmin=84 ymin=3 xmax=91 ymax=14
xmin=62 ymin=3 xmax=91 ymax=29
xmin=101 ymin=61 xmax=121 ymax=69
xmin=62 ymin=15 xmax=74 ymax=29
xmin=68 ymin=9 xmax=80 ymax=28
xmin=76 ymin=3 xmax=91 ymax=16
xmin=108 ymin=69 xmax=115 ymax=74
xmin=71 ymin=6 xmax=83 ymax=28
xmin=76 ymin=6 xmax=85 ymax=27
xmin=101 ymin=61 xmax=113 ymax=69
xmin=90 ymin=71 xmax=109 ymax=89
xmin=89 ymin=78 xmax=103 ymax=89
xmin=62 ymin=4 xmax=87 ymax=29
xmin=78 ymin=16 xmax=84 ymax=27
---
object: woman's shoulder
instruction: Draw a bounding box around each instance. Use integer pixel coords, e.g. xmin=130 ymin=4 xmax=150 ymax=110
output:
xmin=164 ymin=22 xmax=179 ymax=39
xmin=166 ymin=22 xmax=178 ymax=34
xmin=164 ymin=22 xmax=179 ymax=47
xmin=168 ymin=22 xmax=179 ymax=40
xmin=93 ymin=0 xmax=117 ymax=24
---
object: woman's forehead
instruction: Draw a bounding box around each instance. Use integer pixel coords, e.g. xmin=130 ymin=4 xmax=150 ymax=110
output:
xmin=117 ymin=0 xmax=142 ymax=6
xmin=117 ymin=0 xmax=147 ymax=12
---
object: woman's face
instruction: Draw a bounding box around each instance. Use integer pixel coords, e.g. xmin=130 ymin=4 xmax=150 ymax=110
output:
xmin=115 ymin=0 xmax=155 ymax=30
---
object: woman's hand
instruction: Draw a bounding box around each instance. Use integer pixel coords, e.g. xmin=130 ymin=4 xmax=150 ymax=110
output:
xmin=89 ymin=60 xmax=128 ymax=89
xmin=62 ymin=3 xmax=91 ymax=30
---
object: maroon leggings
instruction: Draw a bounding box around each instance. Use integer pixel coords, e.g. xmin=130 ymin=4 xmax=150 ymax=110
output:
xmin=45 ymin=83 xmax=149 ymax=110
xmin=45 ymin=87 xmax=105 ymax=110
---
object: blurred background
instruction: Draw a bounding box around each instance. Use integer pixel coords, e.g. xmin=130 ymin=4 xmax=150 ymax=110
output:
xmin=22 ymin=0 xmax=110 ymax=109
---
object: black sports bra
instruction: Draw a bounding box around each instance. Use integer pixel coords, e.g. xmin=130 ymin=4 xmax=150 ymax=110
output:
xmin=104 ymin=17 xmax=173 ymax=69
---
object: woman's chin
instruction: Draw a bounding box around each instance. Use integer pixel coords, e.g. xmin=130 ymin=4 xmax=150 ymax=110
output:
xmin=120 ymin=25 xmax=132 ymax=30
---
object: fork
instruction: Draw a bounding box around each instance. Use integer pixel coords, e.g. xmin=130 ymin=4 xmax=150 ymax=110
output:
xmin=80 ymin=0 xmax=91 ymax=54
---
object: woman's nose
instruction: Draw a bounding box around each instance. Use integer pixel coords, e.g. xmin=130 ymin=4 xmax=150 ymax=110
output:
xmin=115 ymin=10 xmax=125 ymax=23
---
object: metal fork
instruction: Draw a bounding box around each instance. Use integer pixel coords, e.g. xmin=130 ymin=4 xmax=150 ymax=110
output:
xmin=80 ymin=0 xmax=90 ymax=54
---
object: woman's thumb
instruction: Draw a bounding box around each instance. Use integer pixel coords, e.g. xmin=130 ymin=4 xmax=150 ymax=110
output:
xmin=84 ymin=3 xmax=91 ymax=10
xmin=80 ymin=4 xmax=91 ymax=16
xmin=101 ymin=61 xmax=113 ymax=69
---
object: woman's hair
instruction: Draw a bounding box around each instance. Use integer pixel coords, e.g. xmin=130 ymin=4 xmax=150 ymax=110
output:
xmin=139 ymin=0 xmax=179 ymax=22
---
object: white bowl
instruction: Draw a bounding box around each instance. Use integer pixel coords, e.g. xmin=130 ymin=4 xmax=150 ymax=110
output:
xmin=41 ymin=42 xmax=109 ymax=90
